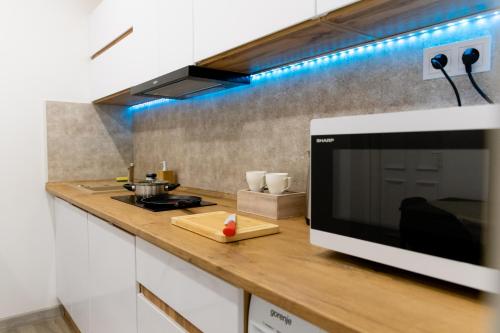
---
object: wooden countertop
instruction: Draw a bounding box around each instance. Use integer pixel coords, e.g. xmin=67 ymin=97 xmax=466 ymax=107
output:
xmin=46 ymin=181 xmax=491 ymax=333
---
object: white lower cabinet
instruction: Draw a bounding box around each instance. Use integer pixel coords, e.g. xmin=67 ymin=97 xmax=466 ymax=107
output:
xmin=137 ymin=293 xmax=187 ymax=333
xmin=55 ymin=198 xmax=137 ymax=333
xmin=56 ymin=197 xmax=245 ymax=333
xmin=54 ymin=198 xmax=90 ymax=333
xmin=136 ymin=237 xmax=245 ymax=333
xmin=88 ymin=215 xmax=137 ymax=333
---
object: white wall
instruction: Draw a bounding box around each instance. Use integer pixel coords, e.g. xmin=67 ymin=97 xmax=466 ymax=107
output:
xmin=0 ymin=0 xmax=100 ymax=320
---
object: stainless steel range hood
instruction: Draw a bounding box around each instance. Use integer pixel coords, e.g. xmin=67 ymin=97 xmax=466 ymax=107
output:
xmin=130 ymin=66 xmax=250 ymax=100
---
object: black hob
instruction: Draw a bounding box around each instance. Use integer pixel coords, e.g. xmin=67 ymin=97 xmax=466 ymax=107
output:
xmin=111 ymin=194 xmax=216 ymax=212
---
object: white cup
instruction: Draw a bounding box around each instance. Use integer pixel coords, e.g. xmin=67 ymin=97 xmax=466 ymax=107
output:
xmin=246 ymin=171 xmax=267 ymax=192
xmin=266 ymin=173 xmax=291 ymax=195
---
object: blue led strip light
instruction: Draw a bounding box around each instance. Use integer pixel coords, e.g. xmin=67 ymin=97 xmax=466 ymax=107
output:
xmin=128 ymin=98 xmax=172 ymax=110
xmin=251 ymin=10 xmax=499 ymax=81
xmin=129 ymin=10 xmax=499 ymax=111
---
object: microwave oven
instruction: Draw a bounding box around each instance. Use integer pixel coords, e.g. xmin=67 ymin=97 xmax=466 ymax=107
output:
xmin=310 ymin=105 xmax=500 ymax=292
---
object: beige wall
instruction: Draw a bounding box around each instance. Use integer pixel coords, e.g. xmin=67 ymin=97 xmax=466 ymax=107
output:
xmin=133 ymin=24 xmax=500 ymax=194
xmin=2 ymin=0 xmax=106 ymax=320
xmin=46 ymin=101 xmax=133 ymax=181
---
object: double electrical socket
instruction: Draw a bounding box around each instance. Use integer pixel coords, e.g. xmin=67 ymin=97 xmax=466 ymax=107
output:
xmin=423 ymin=36 xmax=491 ymax=80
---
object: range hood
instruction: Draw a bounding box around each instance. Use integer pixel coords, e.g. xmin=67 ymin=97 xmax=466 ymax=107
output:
xmin=131 ymin=66 xmax=250 ymax=100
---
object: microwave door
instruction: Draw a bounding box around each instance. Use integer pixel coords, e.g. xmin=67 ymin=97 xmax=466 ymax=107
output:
xmin=311 ymin=130 xmax=488 ymax=265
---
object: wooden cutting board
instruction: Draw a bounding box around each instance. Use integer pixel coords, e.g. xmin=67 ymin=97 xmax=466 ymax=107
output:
xmin=171 ymin=211 xmax=279 ymax=243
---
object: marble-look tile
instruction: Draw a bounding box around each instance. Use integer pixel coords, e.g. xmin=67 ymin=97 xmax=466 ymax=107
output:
xmin=46 ymin=102 xmax=133 ymax=181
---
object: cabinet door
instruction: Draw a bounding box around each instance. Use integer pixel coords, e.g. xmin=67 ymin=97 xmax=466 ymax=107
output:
xmin=55 ymin=198 xmax=72 ymax=313
xmin=88 ymin=215 xmax=136 ymax=333
xmin=193 ymin=0 xmax=315 ymax=62
xmin=316 ymin=0 xmax=360 ymax=16
xmin=54 ymin=198 xmax=90 ymax=333
xmin=90 ymin=0 xmax=159 ymax=100
xmin=90 ymin=28 xmax=158 ymax=100
xmin=90 ymin=0 xmax=194 ymax=101
xmin=158 ymin=0 xmax=194 ymax=74
xmin=89 ymin=0 xmax=135 ymax=55
xmin=137 ymin=294 xmax=188 ymax=333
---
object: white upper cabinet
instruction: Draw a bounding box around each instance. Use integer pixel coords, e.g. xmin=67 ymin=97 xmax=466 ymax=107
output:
xmin=315 ymin=0 xmax=361 ymax=16
xmin=90 ymin=0 xmax=158 ymax=100
xmin=89 ymin=0 xmax=194 ymax=100
xmin=158 ymin=0 xmax=194 ymax=74
xmin=88 ymin=0 xmax=361 ymax=100
xmin=193 ymin=0 xmax=316 ymax=62
xmin=89 ymin=0 xmax=135 ymax=55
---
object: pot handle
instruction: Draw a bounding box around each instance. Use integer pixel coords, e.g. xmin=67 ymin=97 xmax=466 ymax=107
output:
xmin=164 ymin=183 xmax=180 ymax=191
xmin=123 ymin=183 xmax=135 ymax=191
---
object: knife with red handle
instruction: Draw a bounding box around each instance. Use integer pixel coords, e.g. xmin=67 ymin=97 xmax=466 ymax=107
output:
xmin=223 ymin=214 xmax=237 ymax=237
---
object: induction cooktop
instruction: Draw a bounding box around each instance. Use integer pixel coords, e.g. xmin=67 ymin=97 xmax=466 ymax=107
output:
xmin=111 ymin=194 xmax=216 ymax=212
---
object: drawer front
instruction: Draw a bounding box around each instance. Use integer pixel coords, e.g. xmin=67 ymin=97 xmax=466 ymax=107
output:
xmin=137 ymin=294 xmax=187 ymax=333
xmin=136 ymin=238 xmax=244 ymax=333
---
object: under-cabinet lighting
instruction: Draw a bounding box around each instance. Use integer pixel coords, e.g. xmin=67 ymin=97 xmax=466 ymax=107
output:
xmin=128 ymin=9 xmax=499 ymax=111
xmin=250 ymin=9 xmax=498 ymax=82
xmin=128 ymin=98 xmax=171 ymax=111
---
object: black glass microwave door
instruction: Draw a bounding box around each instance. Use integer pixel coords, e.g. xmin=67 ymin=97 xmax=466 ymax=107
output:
xmin=311 ymin=130 xmax=489 ymax=266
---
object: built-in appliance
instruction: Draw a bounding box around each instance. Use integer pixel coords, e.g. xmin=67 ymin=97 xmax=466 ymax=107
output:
xmin=248 ymin=295 xmax=325 ymax=333
xmin=310 ymin=105 xmax=500 ymax=293
xmin=112 ymin=194 xmax=216 ymax=212
xmin=131 ymin=65 xmax=250 ymax=100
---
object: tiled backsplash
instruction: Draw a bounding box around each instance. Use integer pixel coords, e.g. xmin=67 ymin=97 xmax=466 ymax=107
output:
xmin=46 ymin=101 xmax=133 ymax=181
xmin=132 ymin=22 xmax=500 ymax=194
xmin=46 ymin=21 xmax=499 ymax=192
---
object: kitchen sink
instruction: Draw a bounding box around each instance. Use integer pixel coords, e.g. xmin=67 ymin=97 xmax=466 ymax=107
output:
xmin=72 ymin=181 xmax=126 ymax=193
xmin=79 ymin=184 xmax=124 ymax=191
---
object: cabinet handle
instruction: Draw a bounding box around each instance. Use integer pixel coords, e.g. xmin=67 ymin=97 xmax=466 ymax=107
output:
xmin=91 ymin=26 xmax=134 ymax=60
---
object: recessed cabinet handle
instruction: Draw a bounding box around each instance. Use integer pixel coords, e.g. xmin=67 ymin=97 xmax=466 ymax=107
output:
xmin=90 ymin=26 xmax=134 ymax=60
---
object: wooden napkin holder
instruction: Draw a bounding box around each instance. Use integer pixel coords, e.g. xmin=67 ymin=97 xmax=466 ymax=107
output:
xmin=237 ymin=189 xmax=306 ymax=220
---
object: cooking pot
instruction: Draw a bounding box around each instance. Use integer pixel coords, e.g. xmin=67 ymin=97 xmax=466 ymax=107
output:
xmin=123 ymin=173 xmax=180 ymax=198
